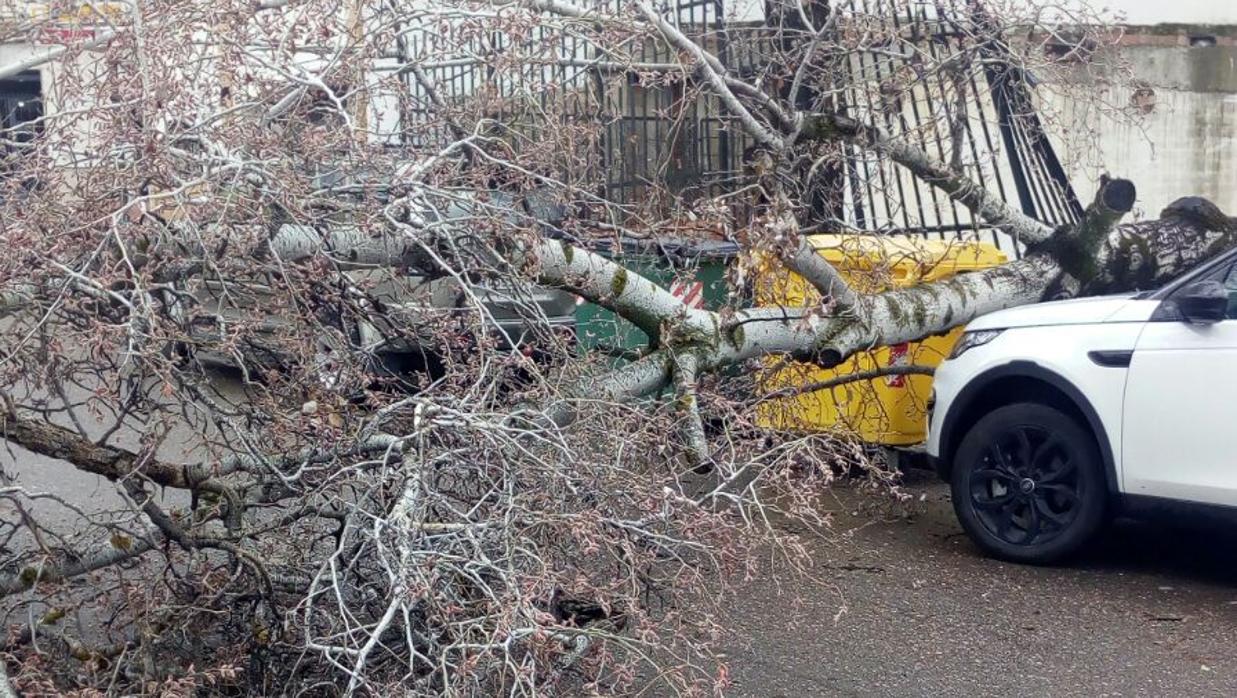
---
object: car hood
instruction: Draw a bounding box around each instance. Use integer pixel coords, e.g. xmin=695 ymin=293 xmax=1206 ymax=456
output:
xmin=967 ymin=293 xmax=1144 ymax=330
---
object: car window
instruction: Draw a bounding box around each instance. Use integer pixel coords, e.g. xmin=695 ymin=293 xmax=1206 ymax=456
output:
xmin=1223 ymin=265 xmax=1237 ymax=319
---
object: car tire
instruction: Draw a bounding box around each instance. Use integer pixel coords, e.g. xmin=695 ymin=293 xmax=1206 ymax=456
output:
xmin=950 ymin=402 xmax=1106 ymax=564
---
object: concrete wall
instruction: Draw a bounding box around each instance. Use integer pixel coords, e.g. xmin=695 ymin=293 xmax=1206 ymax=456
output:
xmin=1047 ymin=40 xmax=1237 ymax=220
xmin=1062 ymin=0 xmax=1237 ymax=27
xmin=725 ymin=1 xmax=1237 ymax=223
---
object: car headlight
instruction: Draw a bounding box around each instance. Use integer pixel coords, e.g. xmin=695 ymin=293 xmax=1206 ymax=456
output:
xmin=948 ymin=329 xmax=1003 ymax=359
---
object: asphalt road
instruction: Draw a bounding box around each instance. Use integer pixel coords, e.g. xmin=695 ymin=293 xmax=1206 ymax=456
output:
xmin=718 ymin=469 xmax=1237 ymax=697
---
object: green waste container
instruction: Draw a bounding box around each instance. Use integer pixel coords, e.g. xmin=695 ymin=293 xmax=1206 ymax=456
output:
xmin=575 ymin=238 xmax=739 ymax=352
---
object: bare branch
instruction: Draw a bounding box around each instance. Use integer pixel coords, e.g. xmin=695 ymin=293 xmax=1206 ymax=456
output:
xmin=758 ymin=364 xmax=935 ymax=403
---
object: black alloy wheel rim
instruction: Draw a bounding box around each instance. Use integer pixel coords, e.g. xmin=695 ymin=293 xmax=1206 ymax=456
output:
xmin=968 ymin=425 xmax=1082 ymax=546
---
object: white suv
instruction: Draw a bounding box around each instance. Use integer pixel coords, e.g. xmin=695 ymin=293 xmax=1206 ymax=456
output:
xmin=927 ymin=248 xmax=1237 ymax=563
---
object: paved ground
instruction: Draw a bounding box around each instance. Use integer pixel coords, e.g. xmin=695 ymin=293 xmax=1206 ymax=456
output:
xmin=9 ymin=384 xmax=1237 ymax=697
xmin=719 ymin=469 xmax=1237 ymax=697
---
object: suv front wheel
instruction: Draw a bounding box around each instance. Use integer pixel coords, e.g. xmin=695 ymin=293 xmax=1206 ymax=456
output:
xmin=950 ymin=402 xmax=1107 ymax=564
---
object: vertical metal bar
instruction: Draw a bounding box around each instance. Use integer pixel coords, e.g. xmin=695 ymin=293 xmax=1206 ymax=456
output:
xmin=964 ymin=58 xmax=1011 ymax=211
xmin=964 ymin=68 xmax=1017 ymax=252
xmin=885 ymin=0 xmax=934 ymax=235
xmin=1019 ymin=114 xmax=1080 ymax=224
xmin=840 ymin=56 xmax=880 ymax=230
xmin=968 ymin=0 xmax=1082 ymax=228
xmin=852 ymin=0 xmax=902 ymax=231
xmin=864 ymin=0 xmax=919 ymax=233
xmin=714 ymin=0 xmax=731 ymax=199
xmin=983 ymin=61 xmax=1036 ymax=221
xmin=937 ymin=0 xmax=999 ymax=241
xmin=1012 ymin=116 xmax=1064 ymax=224
xmin=842 ymin=107 xmax=868 ymax=228
xmin=912 ymin=1 xmax=965 ymax=234
xmin=1030 ymin=123 xmax=1084 ymax=222
xmin=637 ymin=22 xmax=649 ymax=206
xmin=892 ymin=1 xmax=950 ymax=233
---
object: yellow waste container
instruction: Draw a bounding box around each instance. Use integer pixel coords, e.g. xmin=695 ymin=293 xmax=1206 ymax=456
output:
xmin=755 ymin=234 xmax=1007 ymax=445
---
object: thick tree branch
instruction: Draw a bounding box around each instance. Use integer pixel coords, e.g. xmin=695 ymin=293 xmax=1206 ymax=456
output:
xmin=0 ymin=411 xmax=403 ymax=493
xmin=798 ymin=112 xmax=1055 ymax=243
xmin=531 ymin=240 xmax=713 ymax=345
xmin=0 ymin=535 xmax=158 ymax=596
xmin=1 ymin=414 xmax=221 ymax=491
xmin=545 ymin=351 xmax=674 ymax=427
xmin=1029 ymin=176 xmax=1137 ymax=286
xmin=1085 ymin=197 xmax=1237 ymax=295
xmin=781 ymin=235 xmax=859 ymax=312
xmin=672 ymin=351 xmax=709 ymax=469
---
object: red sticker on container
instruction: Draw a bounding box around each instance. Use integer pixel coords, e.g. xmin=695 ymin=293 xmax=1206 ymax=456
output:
xmin=670 ymin=280 xmax=705 ymax=309
xmin=886 ymin=343 xmax=909 ymax=387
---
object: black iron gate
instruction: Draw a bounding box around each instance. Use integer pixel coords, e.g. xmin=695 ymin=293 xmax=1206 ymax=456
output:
xmin=826 ymin=0 xmax=1081 ymax=252
xmin=392 ymin=0 xmax=1079 ymax=253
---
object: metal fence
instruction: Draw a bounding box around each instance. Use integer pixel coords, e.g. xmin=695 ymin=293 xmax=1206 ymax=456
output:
xmin=388 ymin=0 xmax=1079 ymax=254
xmin=825 ymin=0 xmax=1082 ymax=251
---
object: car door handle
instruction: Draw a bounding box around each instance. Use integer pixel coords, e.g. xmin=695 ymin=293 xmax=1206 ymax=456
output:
xmin=1088 ymin=350 xmax=1133 ymax=368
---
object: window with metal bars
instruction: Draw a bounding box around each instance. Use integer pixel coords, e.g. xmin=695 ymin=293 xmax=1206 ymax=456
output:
xmin=0 ymin=71 xmax=42 ymax=168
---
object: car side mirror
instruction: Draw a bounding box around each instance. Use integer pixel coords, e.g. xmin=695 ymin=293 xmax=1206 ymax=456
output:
xmin=1176 ymin=280 xmax=1229 ymax=325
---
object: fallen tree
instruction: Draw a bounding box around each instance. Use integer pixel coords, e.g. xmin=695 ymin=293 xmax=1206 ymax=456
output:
xmin=0 ymin=0 xmax=1232 ymax=694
